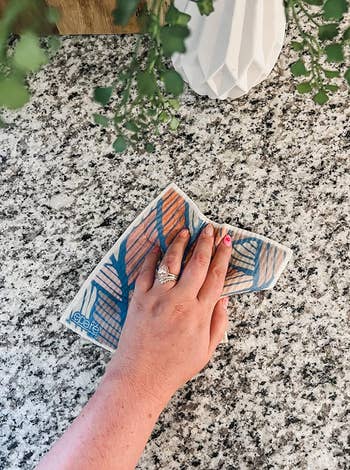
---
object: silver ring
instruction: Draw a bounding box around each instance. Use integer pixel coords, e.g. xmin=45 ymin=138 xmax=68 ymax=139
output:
xmin=156 ymin=264 xmax=179 ymax=284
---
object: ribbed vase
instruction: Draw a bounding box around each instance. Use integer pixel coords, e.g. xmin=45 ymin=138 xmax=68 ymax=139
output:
xmin=172 ymin=0 xmax=286 ymax=99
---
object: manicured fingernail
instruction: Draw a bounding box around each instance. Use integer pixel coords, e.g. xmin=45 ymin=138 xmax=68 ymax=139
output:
xmin=203 ymin=224 xmax=214 ymax=237
xmin=179 ymin=228 xmax=189 ymax=238
xmin=222 ymin=331 xmax=229 ymax=344
xmin=222 ymin=297 xmax=229 ymax=309
xmin=223 ymin=234 xmax=232 ymax=247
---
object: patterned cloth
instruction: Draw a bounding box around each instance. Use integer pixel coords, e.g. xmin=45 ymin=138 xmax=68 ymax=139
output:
xmin=61 ymin=184 xmax=292 ymax=351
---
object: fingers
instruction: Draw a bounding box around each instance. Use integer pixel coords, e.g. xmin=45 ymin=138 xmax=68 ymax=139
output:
xmin=208 ymin=297 xmax=229 ymax=356
xmin=153 ymin=228 xmax=190 ymax=291
xmin=198 ymin=234 xmax=232 ymax=306
xmin=176 ymin=224 xmax=214 ymax=296
xmin=134 ymin=245 xmax=161 ymax=294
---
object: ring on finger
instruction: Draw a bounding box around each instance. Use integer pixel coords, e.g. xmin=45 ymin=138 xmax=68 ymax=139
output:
xmin=156 ymin=264 xmax=179 ymax=284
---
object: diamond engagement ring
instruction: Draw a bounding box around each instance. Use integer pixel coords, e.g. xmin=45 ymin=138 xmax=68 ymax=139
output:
xmin=156 ymin=264 xmax=179 ymax=284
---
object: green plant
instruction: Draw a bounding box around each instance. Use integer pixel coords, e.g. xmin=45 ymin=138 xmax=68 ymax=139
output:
xmin=93 ymin=0 xmax=214 ymax=154
xmin=0 ymin=0 xmax=59 ymax=127
xmin=284 ymin=0 xmax=350 ymax=104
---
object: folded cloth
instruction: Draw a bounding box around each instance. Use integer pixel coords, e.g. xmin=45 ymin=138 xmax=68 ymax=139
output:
xmin=61 ymin=184 xmax=292 ymax=352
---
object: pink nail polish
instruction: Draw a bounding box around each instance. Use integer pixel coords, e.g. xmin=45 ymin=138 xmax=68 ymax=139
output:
xmin=223 ymin=235 xmax=231 ymax=247
xmin=179 ymin=228 xmax=189 ymax=238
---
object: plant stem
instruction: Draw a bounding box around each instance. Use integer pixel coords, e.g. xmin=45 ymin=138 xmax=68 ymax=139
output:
xmin=298 ymin=1 xmax=320 ymax=28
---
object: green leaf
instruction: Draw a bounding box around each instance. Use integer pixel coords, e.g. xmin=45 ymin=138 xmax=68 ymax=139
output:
xmin=196 ymin=0 xmax=214 ymax=15
xmin=160 ymin=25 xmax=190 ymax=57
xmin=169 ymin=116 xmax=180 ymax=130
xmin=47 ymin=7 xmax=60 ymax=24
xmin=165 ymin=4 xmax=190 ymax=26
xmin=325 ymin=43 xmax=344 ymax=62
xmin=324 ymin=69 xmax=341 ymax=78
xmin=343 ymin=27 xmax=350 ymax=40
xmin=324 ymin=84 xmax=339 ymax=92
xmin=318 ymin=23 xmax=339 ymax=40
xmin=296 ymin=82 xmax=312 ymax=94
xmin=113 ymin=135 xmax=128 ymax=153
xmin=291 ymin=41 xmax=304 ymax=51
xmin=124 ymin=119 xmax=139 ymax=132
xmin=93 ymin=113 xmax=109 ymax=127
xmin=345 ymin=67 xmax=350 ymax=86
xmin=304 ymin=0 xmax=323 ymax=5
xmin=147 ymin=108 xmax=157 ymax=116
xmin=112 ymin=0 xmax=139 ymax=26
xmin=13 ymin=32 xmax=48 ymax=72
xmin=313 ymin=91 xmax=329 ymax=104
xmin=159 ymin=111 xmax=170 ymax=123
xmin=136 ymin=71 xmax=157 ymax=97
xmin=0 ymin=78 xmax=30 ymax=109
xmin=0 ymin=117 xmax=6 ymax=128
xmin=162 ymin=70 xmax=184 ymax=96
xmin=94 ymin=86 xmax=113 ymax=106
xmin=145 ymin=142 xmax=155 ymax=153
xmin=290 ymin=59 xmax=309 ymax=76
xmin=168 ymin=98 xmax=180 ymax=110
xmin=323 ymin=0 xmax=348 ymax=20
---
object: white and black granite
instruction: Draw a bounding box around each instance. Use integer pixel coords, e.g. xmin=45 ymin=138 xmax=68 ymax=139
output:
xmin=1 ymin=27 xmax=349 ymax=470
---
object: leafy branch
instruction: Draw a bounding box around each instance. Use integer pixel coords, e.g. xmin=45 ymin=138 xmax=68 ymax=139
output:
xmin=285 ymin=0 xmax=350 ymax=104
xmin=92 ymin=0 xmax=213 ymax=153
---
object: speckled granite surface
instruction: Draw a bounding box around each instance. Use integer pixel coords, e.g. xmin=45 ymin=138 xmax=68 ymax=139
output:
xmin=1 ymin=28 xmax=350 ymax=470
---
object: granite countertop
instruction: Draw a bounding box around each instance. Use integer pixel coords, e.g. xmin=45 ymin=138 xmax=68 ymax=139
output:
xmin=1 ymin=26 xmax=349 ymax=470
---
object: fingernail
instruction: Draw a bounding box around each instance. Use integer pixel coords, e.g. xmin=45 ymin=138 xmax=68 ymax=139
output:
xmin=223 ymin=234 xmax=232 ymax=247
xmin=222 ymin=331 xmax=229 ymax=344
xmin=152 ymin=244 xmax=160 ymax=253
xmin=179 ymin=228 xmax=189 ymax=238
xmin=222 ymin=297 xmax=229 ymax=309
xmin=203 ymin=224 xmax=214 ymax=237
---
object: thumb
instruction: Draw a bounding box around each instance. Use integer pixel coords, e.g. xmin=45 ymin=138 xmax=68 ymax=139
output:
xmin=208 ymin=297 xmax=229 ymax=356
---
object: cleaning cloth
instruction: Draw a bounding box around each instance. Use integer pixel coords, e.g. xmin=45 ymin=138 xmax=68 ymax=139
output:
xmin=61 ymin=184 xmax=292 ymax=352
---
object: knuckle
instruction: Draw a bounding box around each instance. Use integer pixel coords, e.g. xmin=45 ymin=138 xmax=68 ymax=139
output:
xmin=173 ymin=303 xmax=187 ymax=315
xmin=140 ymin=265 xmax=153 ymax=276
xmin=193 ymin=250 xmax=209 ymax=267
xmin=131 ymin=298 xmax=146 ymax=313
xmin=211 ymin=264 xmax=226 ymax=279
xmin=165 ymin=253 xmax=178 ymax=268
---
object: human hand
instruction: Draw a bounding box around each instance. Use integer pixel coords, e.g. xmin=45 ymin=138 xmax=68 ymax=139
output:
xmin=104 ymin=224 xmax=232 ymax=406
xmin=38 ymin=225 xmax=233 ymax=470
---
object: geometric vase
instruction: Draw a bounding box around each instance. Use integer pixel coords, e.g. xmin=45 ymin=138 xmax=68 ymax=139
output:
xmin=172 ymin=0 xmax=286 ymax=99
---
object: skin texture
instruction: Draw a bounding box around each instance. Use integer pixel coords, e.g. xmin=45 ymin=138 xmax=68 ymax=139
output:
xmin=37 ymin=224 xmax=232 ymax=470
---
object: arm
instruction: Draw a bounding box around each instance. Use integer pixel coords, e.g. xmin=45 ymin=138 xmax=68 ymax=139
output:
xmin=36 ymin=370 xmax=167 ymax=470
xmin=37 ymin=225 xmax=232 ymax=470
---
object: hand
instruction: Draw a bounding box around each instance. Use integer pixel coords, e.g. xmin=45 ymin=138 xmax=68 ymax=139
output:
xmin=105 ymin=224 xmax=232 ymax=405
xmin=36 ymin=224 xmax=233 ymax=470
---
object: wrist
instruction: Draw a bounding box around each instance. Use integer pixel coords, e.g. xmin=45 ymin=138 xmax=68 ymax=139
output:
xmin=100 ymin=362 xmax=171 ymax=413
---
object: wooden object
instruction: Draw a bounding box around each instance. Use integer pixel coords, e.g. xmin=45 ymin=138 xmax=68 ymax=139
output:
xmin=47 ymin=0 xmax=142 ymax=34
xmin=0 ymin=0 xmax=172 ymax=35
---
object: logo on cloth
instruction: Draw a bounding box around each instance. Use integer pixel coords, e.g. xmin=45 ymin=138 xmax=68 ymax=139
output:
xmin=69 ymin=311 xmax=100 ymax=339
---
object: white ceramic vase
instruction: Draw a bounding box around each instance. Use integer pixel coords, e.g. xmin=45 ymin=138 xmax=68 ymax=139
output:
xmin=172 ymin=0 xmax=286 ymax=100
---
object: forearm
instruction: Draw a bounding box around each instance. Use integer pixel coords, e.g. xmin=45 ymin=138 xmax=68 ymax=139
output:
xmin=37 ymin=369 xmax=167 ymax=470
